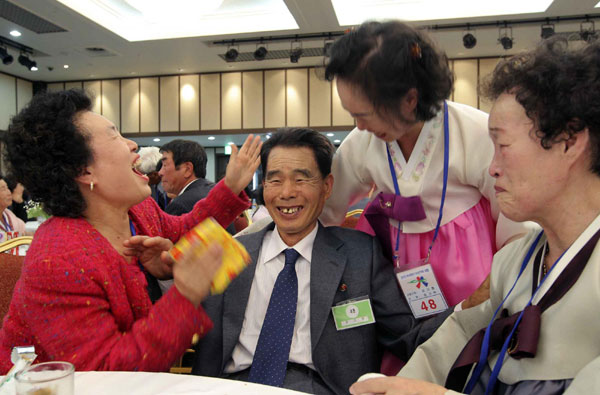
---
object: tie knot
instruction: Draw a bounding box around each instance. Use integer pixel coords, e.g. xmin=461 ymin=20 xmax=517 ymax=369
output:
xmin=284 ymin=248 xmax=300 ymax=266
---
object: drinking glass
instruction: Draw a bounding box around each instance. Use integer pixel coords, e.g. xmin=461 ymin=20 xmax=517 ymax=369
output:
xmin=15 ymin=361 xmax=74 ymax=395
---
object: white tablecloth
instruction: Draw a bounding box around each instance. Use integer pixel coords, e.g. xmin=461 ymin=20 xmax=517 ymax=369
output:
xmin=73 ymin=372 xmax=308 ymax=395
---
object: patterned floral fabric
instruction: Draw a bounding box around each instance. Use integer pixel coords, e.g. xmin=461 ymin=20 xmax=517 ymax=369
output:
xmin=0 ymin=181 xmax=249 ymax=373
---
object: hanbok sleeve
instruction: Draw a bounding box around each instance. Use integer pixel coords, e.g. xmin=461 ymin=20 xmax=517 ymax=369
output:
xmin=563 ymin=356 xmax=600 ymax=394
xmin=321 ymin=129 xmax=375 ymax=226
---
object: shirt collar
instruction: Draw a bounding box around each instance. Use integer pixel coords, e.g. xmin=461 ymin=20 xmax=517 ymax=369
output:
xmin=178 ymin=178 xmax=198 ymax=196
xmin=263 ymin=222 xmax=319 ymax=264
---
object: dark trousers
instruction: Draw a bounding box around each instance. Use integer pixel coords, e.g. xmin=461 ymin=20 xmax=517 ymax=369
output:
xmin=223 ymin=363 xmax=334 ymax=394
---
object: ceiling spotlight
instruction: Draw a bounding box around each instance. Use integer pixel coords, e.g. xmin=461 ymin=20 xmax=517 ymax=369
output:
xmin=580 ymin=20 xmax=597 ymax=42
xmin=18 ymin=53 xmax=37 ymax=71
xmin=224 ymin=47 xmax=238 ymax=62
xmin=290 ymin=42 xmax=303 ymax=63
xmin=0 ymin=47 xmax=13 ymax=65
xmin=254 ymin=45 xmax=267 ymax=61
xmin=498 ymin=27 xmax=513 ymax=50
xmin=541 ymin=23 xmax=555 ymax=39
xmin=462 ymin=32 xmax=477 ymax=49
xmin=9 ymin=30 xmax=21 ymax=37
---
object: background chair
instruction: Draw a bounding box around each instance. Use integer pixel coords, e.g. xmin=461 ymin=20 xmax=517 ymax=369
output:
xmin=341 ymin=209 xmax=363 ymax=229
xmin=0 ymin=253 xmax=25 ymax=326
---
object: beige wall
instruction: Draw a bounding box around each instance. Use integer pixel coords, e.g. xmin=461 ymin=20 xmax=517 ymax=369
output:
xmin=0 ymin=57 xmax=501 ymax=134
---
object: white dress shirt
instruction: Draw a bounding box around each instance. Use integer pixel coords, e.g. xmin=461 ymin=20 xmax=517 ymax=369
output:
xmin=224 ymin=223 xmax=318 ymax=373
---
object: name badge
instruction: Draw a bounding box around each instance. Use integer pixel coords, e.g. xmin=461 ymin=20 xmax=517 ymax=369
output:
xmin=331 ymin=296 xmax=375 ymax=331
xmin=395 ymin=263 xmax=448 ymax=318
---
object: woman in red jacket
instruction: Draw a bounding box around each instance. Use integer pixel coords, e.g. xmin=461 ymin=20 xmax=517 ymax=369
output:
xmin=0 ymin=89 xmax=261 ymax=373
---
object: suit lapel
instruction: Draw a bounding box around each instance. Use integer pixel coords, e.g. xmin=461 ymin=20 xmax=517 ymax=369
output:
xmin=220 ymin=223 xmax=274 ymax=370
xmin=310 ymin=224 xmax=347 ymax=352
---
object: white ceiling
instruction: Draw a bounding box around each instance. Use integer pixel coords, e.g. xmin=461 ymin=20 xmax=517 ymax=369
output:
xmin=0 ymin=0 xmax=599 ymax=83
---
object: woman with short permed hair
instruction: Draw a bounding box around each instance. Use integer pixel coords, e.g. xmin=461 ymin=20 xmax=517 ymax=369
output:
xmin=0 ymin=89 xmax=262 ymax=373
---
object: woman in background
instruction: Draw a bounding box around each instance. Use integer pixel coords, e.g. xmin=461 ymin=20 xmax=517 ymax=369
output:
xmin=0 ymin=174 xmax=26 ymax=241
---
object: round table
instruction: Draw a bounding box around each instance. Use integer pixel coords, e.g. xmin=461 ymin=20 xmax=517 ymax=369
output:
xmin=73 ymin=371 xmax=308 ymax=394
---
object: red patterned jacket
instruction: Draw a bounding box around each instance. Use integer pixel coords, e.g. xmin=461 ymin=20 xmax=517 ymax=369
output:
xmin=0 ymin=181 xmax=248 ymax=373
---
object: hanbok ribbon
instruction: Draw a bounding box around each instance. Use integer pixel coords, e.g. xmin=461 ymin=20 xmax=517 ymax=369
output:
xmin=364 ymin=192 xmax=426 ymax=260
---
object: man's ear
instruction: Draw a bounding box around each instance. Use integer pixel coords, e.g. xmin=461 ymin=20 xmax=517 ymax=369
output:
xmin=323 ymin=174 xmax=334 ymax=200
xmin=182 ymin=162 xmax=194 ymax=178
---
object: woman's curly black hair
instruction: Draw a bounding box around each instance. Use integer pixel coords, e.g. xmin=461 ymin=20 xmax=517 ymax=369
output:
xmin=324 ymin=20 xmax=453 ymax=123
xmin=483 ymin=37 xmax=600 ymax=176
xmin=5 ymin=89 xmax=93 ymax=217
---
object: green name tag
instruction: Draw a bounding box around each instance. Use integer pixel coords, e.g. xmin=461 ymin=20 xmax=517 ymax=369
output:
xmin=331 ymin=297 xmax=376 ymax=331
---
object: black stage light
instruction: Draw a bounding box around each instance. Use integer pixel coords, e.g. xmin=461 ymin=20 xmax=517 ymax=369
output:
xmin=224 ymin=47 xmax=239 ymax=62
xmin=499 ymin=36 xmax=513 ymax=50
xmin=254 ymin=46 xmax=267 ymax=60
xmin=580 ymin=21 xmax=597 ymax=42
xmin=18 ymin=54 xmax=37 ymax=70
xmin=290 ymin=47 xmax=303 ymax=63
xmin=541 ymin=24 xmax=555 ymax=39
xmin=0 ymin=47 xmax=13 ymax=65
xmin=462 ymin=33 xmax=477 ymax=49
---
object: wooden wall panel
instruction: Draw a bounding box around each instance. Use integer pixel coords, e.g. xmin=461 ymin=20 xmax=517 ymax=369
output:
xmin=16 ymin=79 xmax=32 ymax=113
xmin=453 ymin=59 xmax=478 ymax=108
xmin=331 ymin=78 xmax=354 ymax=126
xmin=264 ymin=70 xmax=285 ymax=128
xmin=0 ymin=74 xmax=15 ymax=130
xmin=121 ymin=78 xmax=139 ymax=133
xmin=101 ymin=79 xmax=120 ymax=129
xmin=140 ymin=77 xmax=159 ymax=133
xmin=242 ymin=71 xmax=263 ymax=129
xmin=309 ymin=68 xmax=331 ymax=127
xmin=46 ymin=82 xmax=64 ymax=92
xmin=65 ymin=81 xmax=83 ymax=90
xmin=83 ymin=80 xmax=102 ymax=113
xmin=160 ymin=76 xmax=178 ymax=132
xmin=201 ymin=74 xmax=220 ymax=131
xmin=221 ymin=72 xmax=242 ymax=130
xmin=286 ymin=68 xmax=308 ymax=127
xmin=478 ymin=58 xmax=501 ymax=113
xmin=180 ymin=75 xmax=199 ymax=131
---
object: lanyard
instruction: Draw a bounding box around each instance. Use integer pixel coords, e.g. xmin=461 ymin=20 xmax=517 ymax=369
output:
xmin=0 ymin=212 xmax=13 ymax=232
xmin=386 ymin=100 xmax=449 ymax=263
xmin=464 ymin=231 xmax=567 ymax=394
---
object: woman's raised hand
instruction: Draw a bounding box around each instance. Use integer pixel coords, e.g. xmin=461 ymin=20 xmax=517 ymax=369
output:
xmin=224 ymin=134 xmax=262 ymax=195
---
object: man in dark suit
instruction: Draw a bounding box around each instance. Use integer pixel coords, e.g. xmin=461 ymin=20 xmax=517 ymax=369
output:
xmin=192 ymin=128 xmax=450 ymax=394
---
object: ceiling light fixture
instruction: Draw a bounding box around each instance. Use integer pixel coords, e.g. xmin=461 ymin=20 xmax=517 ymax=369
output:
xmin=580 ymin=20 xmax=597 ymax=42
xmin=224 ymin=46 xmax=239 ymax=62
xmin=0 ymin=47 xmax=13 ymax=65
xmin=540 ymin=22 xmax=555 ymax=39
xmin=290 ymin=41 xmax=303 ymax=63
xmin=253 ymin=45 xmax=267 ymax=61
xmin=18 ymin=53 xmax=37 ymax=71
xmin=208 ymin=136 xmax=215 ymax=140
xmin=462 ymin=26 xmax=477 ymax=49
xmin=9 ymin=30 xmax=21 ymax=37
xmin=498 ymin=26 xmax=513 ymax=50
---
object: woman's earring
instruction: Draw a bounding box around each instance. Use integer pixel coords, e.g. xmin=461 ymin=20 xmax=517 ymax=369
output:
xmin=90 ymin=181 xmax=94 ymax=191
